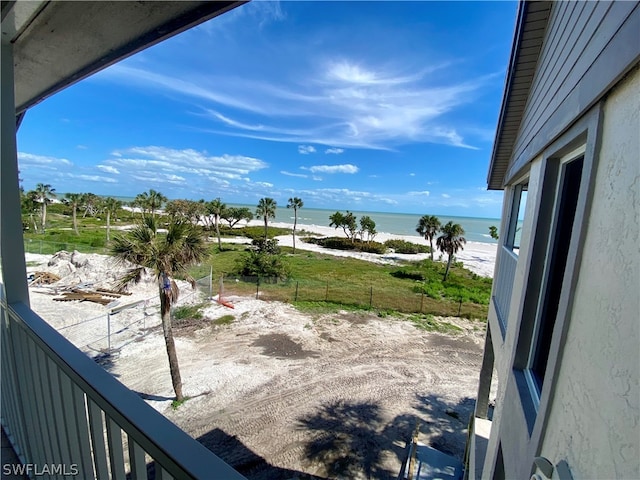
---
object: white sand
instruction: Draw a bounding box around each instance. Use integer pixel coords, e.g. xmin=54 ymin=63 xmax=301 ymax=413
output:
xmin=234 ymin=219 xmax=498 ymax=278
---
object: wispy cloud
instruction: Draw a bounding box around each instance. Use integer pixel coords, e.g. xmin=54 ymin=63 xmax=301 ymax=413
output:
xmin=408 ymin=191 xmax=430 ymax=196
xmin=307 ymin=164 xmax=359 ymax=174
xmin=325 ymin=148 xmax=344 ymax=155
xmin=281 ymin=170 xmax=308 ymax=178
xmin=18 ymin=152 xmax=73 ymax=167
xmin=298 ymin=145 xmax=316 ymax=155
xmin=67 ymin=174 xmax=118 ymax=183
xmin=441 ymin=193 xmax=451 ymax=198
xmin=101 ymin=46 xmax=497 ymax=151
xmin=97 ymin=165 xmax=120 ymax=174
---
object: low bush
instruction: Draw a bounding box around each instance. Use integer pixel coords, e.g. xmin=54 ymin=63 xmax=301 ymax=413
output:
xmin=391 ymin=269 xmax=425 ymax=281
xmin=173 ymin=304 xmax=204 ymax=320
xmin=384 ymin=239 xmax=430 ymax=254
xmin=306 ymin=236 xmax=386 ymax=254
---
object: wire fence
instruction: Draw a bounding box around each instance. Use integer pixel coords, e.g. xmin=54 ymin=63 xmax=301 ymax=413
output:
xmin=217 ymin=275 xmax=488 ymax=319
xmin=57 ymin=274 xmax=212 ymax=358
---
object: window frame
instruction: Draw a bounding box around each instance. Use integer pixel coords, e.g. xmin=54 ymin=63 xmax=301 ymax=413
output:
xmin=511 ymin=105 xmax=602 ymax=440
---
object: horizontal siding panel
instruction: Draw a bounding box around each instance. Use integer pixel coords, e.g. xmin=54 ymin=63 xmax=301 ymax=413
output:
xmin=516 ymin=0 xmax=599 ymax=148
xmin=512 ymin=0 xmax=637 ymax=164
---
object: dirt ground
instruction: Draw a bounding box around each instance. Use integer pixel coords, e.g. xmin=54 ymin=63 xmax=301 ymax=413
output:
xmin=26 ymin=252 xmax=488 ymax=479
xmin=110 ymin=297 xmax=486 ymax=480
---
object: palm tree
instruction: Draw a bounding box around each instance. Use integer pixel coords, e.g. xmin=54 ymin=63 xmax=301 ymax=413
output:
xmin=22 ymin=190 xmax=40 ymax=232
xmin=111 ymin=217 xmax=208 ymax=401
xmin=256 ymin=197 xmax=277 ymax=239
xmin=286 ymin=197 xmax=304 ymax=253
xmin=207 ymin=198 xmax=226 ymax=250
xmin=147 ymin=189 xmax=167 ymax=218
xmin=64 ymin=193 xmax=83 ymax=235
xmin=416 ymin=214 xmax=441 ymax=261
xmin=35 ymin=183 xmax=56 ymax=233
xmin=103 ymin=197 xmax=122 ymax=242
xmin=436 ymin=221 xmax=467 ymax=281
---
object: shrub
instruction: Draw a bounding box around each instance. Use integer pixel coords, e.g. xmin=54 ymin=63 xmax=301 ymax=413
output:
xmin=235 ymin=251 xmax=290 ymax=280
xmin=173 ymin=304 xmax=203 ymax=320
xmin=384 ymin=239 xmax=430 ymax=254
xmin=391 ymin=270 xmax=425 ymax=281
xmin=358 ymin=241 xmax=386 ymax=254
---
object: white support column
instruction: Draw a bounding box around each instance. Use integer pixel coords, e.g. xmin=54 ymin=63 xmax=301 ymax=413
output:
xmin=1 ymin=41 xmax=30 ymax=305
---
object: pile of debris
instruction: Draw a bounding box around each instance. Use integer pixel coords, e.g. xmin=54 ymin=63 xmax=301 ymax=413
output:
xmin=52 ymin=286 xmax=131 ymax=306
xmin=28 ymin=250 xmax=154 ymax=306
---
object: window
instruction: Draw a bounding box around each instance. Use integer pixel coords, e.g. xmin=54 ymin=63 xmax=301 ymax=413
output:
xmin=506 ymin=183 xmax=528 ymax=255
xmin=526 ymin=154 xmax=584 ymax=395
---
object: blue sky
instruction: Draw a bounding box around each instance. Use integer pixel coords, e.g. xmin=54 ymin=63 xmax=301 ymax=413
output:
xmin=17 ymin=1 xmax=517 ymax=218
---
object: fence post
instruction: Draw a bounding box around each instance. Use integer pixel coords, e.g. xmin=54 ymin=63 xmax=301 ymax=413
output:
xmin=256 ymin=277 xmax=260 ymax=299
xmin=420 ymin=292 xmax=424 ymax=313
xmin=295 ymin=281 xmax=299 ymax=302
xmin=369 ymin=286 xmax=373 ymax=309
xmin=209 ymin=265 xmax=213 ymax=299
xmin=39 ymin=240 xmax=42 ymax=254
xmin=107 ymin=313 xmax=111 ymax=354
xmin=325 ymin=281 xmax=329 ymax=302
xmin=458 ymin=299 xmax=462 ymax=316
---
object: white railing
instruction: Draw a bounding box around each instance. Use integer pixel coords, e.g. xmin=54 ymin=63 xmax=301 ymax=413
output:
xmin=492 ymin=246 xmax=518 ymax=327
xmin=0 ymin=299 xmax=246 ymax=480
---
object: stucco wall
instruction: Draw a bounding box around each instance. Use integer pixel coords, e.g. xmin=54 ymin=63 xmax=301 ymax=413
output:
xmin=538 ymin=67 xmax=640 ymax=478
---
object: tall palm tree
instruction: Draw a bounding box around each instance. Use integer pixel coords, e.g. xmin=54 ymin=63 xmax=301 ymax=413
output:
xmin=286 ymin=197 xmax=304 ymax=253
xmin=35 ymin=183 xmax=56 ymax=233
xmin=436 ymin=221 xmax=467 ymax=281
xmin=207 ymin=198 xmax=226 ymax=250
xmin=256 ymin=197 xmax=277 ymax=239
xmin=103 ymin=197 xmax=122 ymax=242
xmin=111 ymin=217 xmax=208 ymax=401
xmin=64 ymin=193 xmax=83 ymax=235
xmin=416 ymin=214 xmax=441 ymax=261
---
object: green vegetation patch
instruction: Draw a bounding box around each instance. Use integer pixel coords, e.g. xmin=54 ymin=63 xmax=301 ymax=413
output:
xmin=173 ymin=303 xmax=204 ymax=321
xmin=213 ymin=314 xmax=235 ymax=326
xmin=384 ymin=239 xmax=431 ymax=254
xmin=409 ymin=314 xmax=463 ymax=334
xmin=305 ymin=236 xmax=386 ymax=254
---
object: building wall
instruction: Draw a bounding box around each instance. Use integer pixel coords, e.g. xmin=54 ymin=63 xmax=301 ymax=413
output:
xmin=505 ymin=1 xmax=639 ymax=184
xmin=537 ymin=65 xmax=639 ymax=479
xmin=481 ymin=63 xmax=639 ymax=480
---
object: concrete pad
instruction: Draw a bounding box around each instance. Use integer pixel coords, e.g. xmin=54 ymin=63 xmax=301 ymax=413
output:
xmin=405 ymin=442 xmax=464 ymax=480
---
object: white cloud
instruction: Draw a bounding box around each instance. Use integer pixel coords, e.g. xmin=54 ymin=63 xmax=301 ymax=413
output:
xmin=325 ymin=148 xmax=344 ymax=155
xmin=408 ymin=191 xmax=430 ymax=196
xmin=97 ymin=165 xmax=120 ymax=174
xmin=308 ymin=164 xmax=359 ymax=174
xmin=409 ymin=173 xmax=416 ymax=177
xmin=67 ymin=174 xmax=117 ymax=183
xmin=298 ymin=145 xmax=316 ymax=155
xmin=441 ymin=193 xmax=451 ymax=198
xmin=281 ymin=170 xmax=308 ymax=178
xmin=18 ymin=152 xmax=73 ymax=167
xmin=102 ymin=55 xmax=497 ymax=150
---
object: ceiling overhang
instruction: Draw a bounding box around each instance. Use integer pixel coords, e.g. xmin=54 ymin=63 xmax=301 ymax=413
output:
xmin=1 ymin=0 xmax=246 ymax=114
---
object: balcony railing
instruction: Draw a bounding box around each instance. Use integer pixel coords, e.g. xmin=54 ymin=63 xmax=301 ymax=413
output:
xmin=492 ymin=246 xmax=518 ymax=328
xmin=0 ymin=298 xmax=246 ymax=479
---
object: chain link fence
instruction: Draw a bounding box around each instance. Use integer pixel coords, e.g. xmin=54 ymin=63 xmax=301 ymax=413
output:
xmin=57 ymin=274 xmax=212 ymax=358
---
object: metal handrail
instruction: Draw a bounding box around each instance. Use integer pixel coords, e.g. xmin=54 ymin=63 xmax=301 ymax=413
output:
xmin=2 ymin=300 xmax=245 ymax=479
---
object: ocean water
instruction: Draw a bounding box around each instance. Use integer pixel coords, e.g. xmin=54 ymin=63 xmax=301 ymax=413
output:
xmin=245 ymin=205 xmax=500 ymax=245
